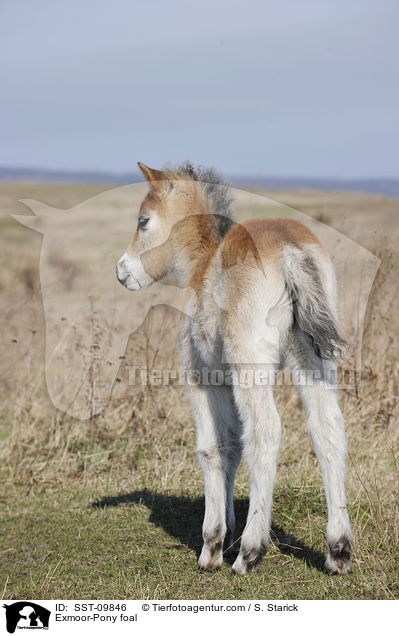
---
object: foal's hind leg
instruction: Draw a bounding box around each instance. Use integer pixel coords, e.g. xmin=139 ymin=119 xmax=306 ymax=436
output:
xmin=231 ymin=380 xmax=282 ymax=575
xmin=301 ymin=379 xmax=353 ymax=573
xmin=224 ymin=425 xmax=242 ymax=555
xmin=290 ymin=347 xmax=354 ymax=574
xmin=186 ymin=383 xmax=241 ymax=570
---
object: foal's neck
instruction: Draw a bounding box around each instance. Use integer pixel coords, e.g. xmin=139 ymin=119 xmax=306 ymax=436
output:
xmin=176 ymin=211 xmax=224 ymax=292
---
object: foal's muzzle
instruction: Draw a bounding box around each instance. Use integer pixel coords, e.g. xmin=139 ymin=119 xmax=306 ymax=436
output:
xmin=116 ymin=253 xmax=142 ymax=290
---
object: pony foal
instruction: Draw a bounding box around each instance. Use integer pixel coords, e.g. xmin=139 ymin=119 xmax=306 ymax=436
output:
xmin=117 ymin=163 xmax=353 ymax=575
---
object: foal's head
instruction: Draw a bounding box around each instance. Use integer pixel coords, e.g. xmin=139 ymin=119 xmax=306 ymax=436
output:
xmin=116 ymin=162 xmax=233 ymax=290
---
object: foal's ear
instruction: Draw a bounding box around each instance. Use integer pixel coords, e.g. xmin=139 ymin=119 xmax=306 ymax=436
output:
xmin=138 ymin=162 xmax=166 ymax=183
xmin=137 ymin=162 xmax=174 ymax=197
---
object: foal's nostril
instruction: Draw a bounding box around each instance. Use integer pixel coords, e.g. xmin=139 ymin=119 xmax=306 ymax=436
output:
xmin=116 ymin=263 xmax=128 ymax=285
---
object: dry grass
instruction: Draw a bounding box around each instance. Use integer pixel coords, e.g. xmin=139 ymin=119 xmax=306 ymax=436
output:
xmin=0 ymin=182 xmax=398 ymax=599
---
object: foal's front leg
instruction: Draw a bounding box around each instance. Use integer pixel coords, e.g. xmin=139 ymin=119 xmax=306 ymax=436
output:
xmin=186 ymin=383 xmax=238 ymax=570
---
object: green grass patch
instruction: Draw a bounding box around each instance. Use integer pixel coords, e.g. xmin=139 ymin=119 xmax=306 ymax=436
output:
xmin=1 ymin=483 xmax=397 ymax=600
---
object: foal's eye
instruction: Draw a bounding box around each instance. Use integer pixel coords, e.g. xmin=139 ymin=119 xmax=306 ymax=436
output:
xmin=138 ymin=216 xmax=150 ymax=230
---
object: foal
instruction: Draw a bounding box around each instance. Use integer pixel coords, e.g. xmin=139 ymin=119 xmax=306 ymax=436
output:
xmin=117 ymin=162 xmax=353 ymax=575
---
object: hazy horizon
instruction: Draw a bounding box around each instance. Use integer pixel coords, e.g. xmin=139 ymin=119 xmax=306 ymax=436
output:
xmin=1 ymin=164 xmax=399 ymax=182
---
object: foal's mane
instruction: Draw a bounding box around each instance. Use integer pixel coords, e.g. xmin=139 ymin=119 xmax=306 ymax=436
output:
xmin=166 ymin=161 xmax=235 ymax=239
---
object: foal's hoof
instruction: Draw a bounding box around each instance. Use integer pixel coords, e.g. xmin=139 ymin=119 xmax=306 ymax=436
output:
xmin=231 ymin=546 xmax=266 ymax=575
xmin=325 ymin=537 xmax=352 ymax=574
xmin=198 ymin=546 xmax=223 ymax=572
xmin=231 ymin=553 xmax=248 ymax=576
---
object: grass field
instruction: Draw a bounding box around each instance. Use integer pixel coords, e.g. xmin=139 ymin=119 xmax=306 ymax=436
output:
xmin=0 ymin=181 xmax=398 ymax=600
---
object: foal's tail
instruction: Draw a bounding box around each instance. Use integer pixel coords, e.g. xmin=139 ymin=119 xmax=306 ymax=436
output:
xmin=281 ymin=244 xmax=346 ymax=360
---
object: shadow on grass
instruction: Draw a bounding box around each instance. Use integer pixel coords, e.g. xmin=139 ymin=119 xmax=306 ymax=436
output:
xmin=92 ymin=489 xmax=326 ymax=572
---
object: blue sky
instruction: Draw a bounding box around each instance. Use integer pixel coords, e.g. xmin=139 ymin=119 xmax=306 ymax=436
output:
xmin=0 ymin=0 xmax=398 ymax=177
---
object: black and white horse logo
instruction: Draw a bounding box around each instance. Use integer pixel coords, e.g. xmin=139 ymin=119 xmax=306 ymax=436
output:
xmin=2 ymin=602 xmax=50 ymax=634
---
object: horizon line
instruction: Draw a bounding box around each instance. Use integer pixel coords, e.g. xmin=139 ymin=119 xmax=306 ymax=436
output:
xmin=0 ymin=165 xmax=398 ymax=184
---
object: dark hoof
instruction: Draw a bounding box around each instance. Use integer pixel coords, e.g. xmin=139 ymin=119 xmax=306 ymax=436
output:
xmin=325 ymin=537 xmax=352 ymax=574
xmin=198 ymin=537 xmax=224 ymax=571
xmin=231 ymin=543 xmax=267 ymax=575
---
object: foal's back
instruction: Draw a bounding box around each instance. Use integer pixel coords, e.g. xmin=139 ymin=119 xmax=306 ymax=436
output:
xmin=222 ymin=218 xmax=324 ymax=267
xmin=213 ymin=217 xmax=342 ymax=366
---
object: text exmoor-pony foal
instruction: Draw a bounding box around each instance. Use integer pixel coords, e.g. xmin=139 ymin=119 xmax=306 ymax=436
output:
xmin=116 ymin=163 xmax=353 ymax=575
